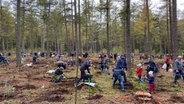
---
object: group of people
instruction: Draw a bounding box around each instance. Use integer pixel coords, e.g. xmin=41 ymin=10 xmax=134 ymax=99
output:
xmin=2 ymin=50 xmax=184 ymax=94
xmin=135 ymin=58 xmax=157 ymax=94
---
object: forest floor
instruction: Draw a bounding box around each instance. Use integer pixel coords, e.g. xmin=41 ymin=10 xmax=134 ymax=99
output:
xmin=0 ymin=55 xmax=184 ymax=104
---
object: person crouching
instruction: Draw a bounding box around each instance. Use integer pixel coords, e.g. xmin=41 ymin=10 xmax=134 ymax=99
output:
xmin=77 ymin=60 xmax=92 ymax=84
xmin=52 ymin=67 xmax=64 ymax=83
xmin=57 ymin=61 xmax=66 ymax=70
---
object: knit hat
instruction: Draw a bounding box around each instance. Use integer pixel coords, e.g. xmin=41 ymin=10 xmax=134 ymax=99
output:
xmin=137 ymin=63 xmax=142 ymax=68
xmin=148 ymin=71 xmax=153 ymax=76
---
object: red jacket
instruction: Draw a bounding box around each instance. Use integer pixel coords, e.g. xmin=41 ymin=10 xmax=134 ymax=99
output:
xmin=136 ymin=68 xmax=142 ymax=76
xmin=166 ymin=56 xmax=170 ymax=64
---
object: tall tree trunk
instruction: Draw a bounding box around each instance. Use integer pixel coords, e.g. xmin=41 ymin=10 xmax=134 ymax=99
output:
xmin=74 ymin=0 xmax=79 ymax=103
xmin=166 ymin=0 xmax=170 ymax=54
xmin=0 ymin=0 xmax=5 ymax=52
xmin=41 ymin=29 xmax=45 ymax=52
xmin=16 ymin=0 xmax=22 ymax=66
xmin=71 ymin=0 xmax=75 ymax=52
xmin=21 ymin=0 xmax=25 ymax=53
xmin=169 ymin=0 xmax=173 ymax=59
xmin=63 ymin=0 xmax=69 ymax=55
xmin=35 ymin=34 xmax=38 ymax=50
xmin=46 ymin=0 xmax=51 ymax=56
xmin=146 ymin=0 xmax=151 ymax=55
xmin=159 ymin=22 xmax=163 ymax=54
xmin=124 ymin=23 xmax=127 ymax=53
xmin=0 ymin=0 xmax=1 ymax=51
xmin=126 ymin=0 xmax=131 ymax=69
xmin=78 ymin=0 xmax=82 ymax=54
xmin=144 ymin=26 xmax=147 ymax=53
xmin=132 ymin=17 xmax=135 ymax=52
xmin=54 ymin=28 xmax=57 ymax=52
xmin=106 ymin=0 xmax=110 ymax=57
xmin=85 ymin=0 xmax=88 ymax=52
xmin=30 ymin=25 xmax=34 ymax=54
xmin=164 ymin=0 xmax=171 ymax=54
xmin=2 ymin=38 xmax=5 ymax=52
xmin=59 ymin=24 xmax=62 ymax=52
xmin=6 ymin=38 xmax=8 ymax=51
xmin=172 ymin=0 xmax=178 ymax=60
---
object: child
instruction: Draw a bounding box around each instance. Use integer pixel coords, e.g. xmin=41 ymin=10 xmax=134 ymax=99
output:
xmin=52 ymin=67 xmax=64 ymax=83
xmin=147 ymin=71 xmax=156 ymax=94
xmin=136 ymin=63 xmax=143 ymax=80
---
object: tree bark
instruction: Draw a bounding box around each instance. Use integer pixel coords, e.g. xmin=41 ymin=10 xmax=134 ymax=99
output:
xmin=169 ymin=0 xmax=173 ymax=59
xmin=172 ymin=0 xmax=178 ymax=60
xmin=41 ymin=28 xmax=45 ymax=52
xmin=71 ymin=0 xmax=75 ymax=52
xmin=63 ymin=0 xmax=69 ymax=55
xmin=74 ymin=0 xmax=79 ymax=103
xmin=78 ymin=0 xmax=82 ymax=54
xmin=106 ymin=0 xmax=110 ymax=57
xmin=30 ymin=25 xmax=34 ymax=54
xmin=21 ymin=0 xmax=25 ymax=53
xmin=85 ymin=0 xmax=88 ymax=52
xmin=16 ymin=0 xmax=22 ymax=66
xmin=126 ymin=0 xmax=131 ymax=69
xmin=146 ymin=0 xmax=151 ymax=55
xmin=46 ymin=0 xmax=51 ymax=56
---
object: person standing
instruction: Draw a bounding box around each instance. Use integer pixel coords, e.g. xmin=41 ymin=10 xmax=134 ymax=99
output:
xmin=174 ymin=56 xmax=184 ymax=84
xmin=147 ymin=71 xmax=156 ymax=94
xmin=165 ymin=54 xmax=171 ymax=72
xmin=113 ymin=54 xmax=127 ymax=92
xmin=136 ymin=64 xmax=143 ymax=80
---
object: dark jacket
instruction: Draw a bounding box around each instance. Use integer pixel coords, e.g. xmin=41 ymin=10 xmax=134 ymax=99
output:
xmin=147 ymin=76 xmax=155 ymax=84
xmin=80 ymin=61 xmax=91 ymax=73
xmin=116 ymin=57 xmax=126 ymax=69
xmin=144 ymin=61 xmax=156 ymax=69
xmin=55 ymin=68 xmax=63 ymax=75
xmin=0 ymin=56 xmax=5 ymax=61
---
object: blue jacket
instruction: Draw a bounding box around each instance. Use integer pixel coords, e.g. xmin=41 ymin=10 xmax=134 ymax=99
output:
xmin=147 ymin=76 xmax=154 ymax=84
xmin=116 ymin=57 xmax=126 ymax=69
xmin=174 ymin=59 xmax=184 ymax=71
xmin=144 ymin=61 xmax=156 ymax=69
xmin=80 ymin=61 xmax=91 ymax=73
xmin=0 ymin=56 xmax=6 ymax=61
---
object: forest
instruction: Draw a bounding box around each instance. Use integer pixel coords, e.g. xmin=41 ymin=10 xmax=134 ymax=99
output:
xmin=0 ymin=0 xmax=183 ymax=59
xmin=1 ymin=0 xmax=184 ymax=104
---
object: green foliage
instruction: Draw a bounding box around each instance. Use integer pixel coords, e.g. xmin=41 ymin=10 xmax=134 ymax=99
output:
xmin=0 ymin=0 xmax=183 ymax=54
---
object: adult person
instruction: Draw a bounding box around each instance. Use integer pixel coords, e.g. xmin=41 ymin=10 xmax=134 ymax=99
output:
xmin=0 ymin=54 xmax=9 ymax=65
xmin=165 ymin=54 xmax=171 ymax=72
xmin=144 ymin=58 xmax=157 ymax=74
xmin=56 ymin=60 xmax=66 ymax=70
xmin=173 ymin=56 xmax=184 ymax=84
xmin=77 ymin=60 xmax=92 ymax=84
xmin=113 ymin=54 xmax=127 ymax=92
